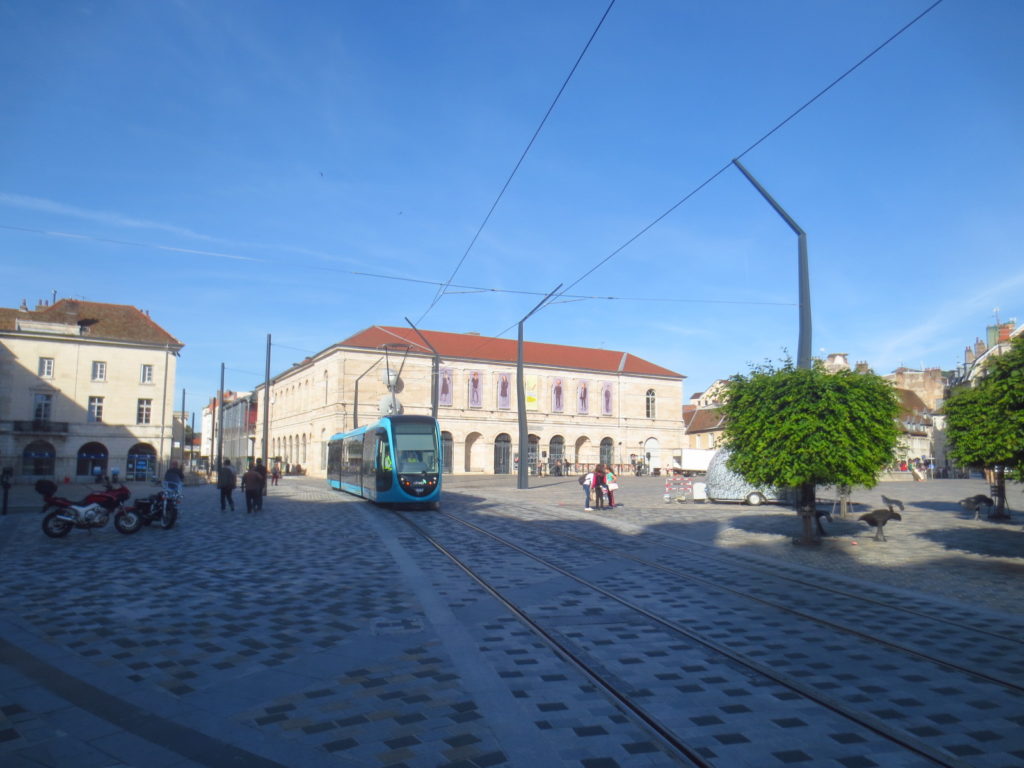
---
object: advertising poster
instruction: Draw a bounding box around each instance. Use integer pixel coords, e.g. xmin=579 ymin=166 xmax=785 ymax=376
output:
xmin=525 ymin=374 xmax=539 ymax=411
xmin=468 ymin=370 xmax=483 ymax=408
xmin=577 ymin=380 xmax=589 ymax=414
xmin=438 ymin=367 xmax=453 ymax=407
xmin=551 ymin=377 xmax=564 ymax=412
xmin=497 ymin=373 xmax=512 ymax=410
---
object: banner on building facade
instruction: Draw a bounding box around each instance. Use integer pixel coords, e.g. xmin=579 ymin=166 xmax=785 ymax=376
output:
xmin=601 ymin=381 xmax=613 ymax=415
xmin=468 ymin=370 xmax=483 ymax=408
xmin=497 ymin=373 xmax=512 ymax=410
xmin=577 ymin=380 xmax=589 ymax=414
xmin=438 ymin=367 xmax=453 ymax=407
xmin=551 ymin=377 xmax=565 ymax=413
xmin=525 ymin=374 xmax=539 ymax=411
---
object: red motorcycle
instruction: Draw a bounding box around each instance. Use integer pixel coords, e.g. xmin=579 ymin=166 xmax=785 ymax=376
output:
xmin=34 ymin=478 xmax=141 ymax=538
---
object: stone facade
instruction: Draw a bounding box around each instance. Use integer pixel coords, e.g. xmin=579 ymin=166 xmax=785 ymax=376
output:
xmin=0 ymin=300 xmax=182 ymax=481
xmin=251 ymin=326 xmax=685 ymax=477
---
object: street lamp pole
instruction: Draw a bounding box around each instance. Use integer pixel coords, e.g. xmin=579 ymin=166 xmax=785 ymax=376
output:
xmin=517 ymin=284 xmax=562 ymax=490
xmin=732 ymin=158 xmax=812 ymax=370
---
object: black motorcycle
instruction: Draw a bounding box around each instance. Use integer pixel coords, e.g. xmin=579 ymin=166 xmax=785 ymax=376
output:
xmin=127 ymin=481 xmax=181 ymax=530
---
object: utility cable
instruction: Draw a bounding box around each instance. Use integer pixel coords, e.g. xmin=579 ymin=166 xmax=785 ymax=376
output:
xmin=416 ymin=0 xmax=617 ymax=325
xmin=554 ymin=0 xmax=945 ymax=300
xmin=0 ymin=223 xmax=789 ymax=308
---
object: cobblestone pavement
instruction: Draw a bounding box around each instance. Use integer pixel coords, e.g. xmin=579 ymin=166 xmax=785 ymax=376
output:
xmin=0 ymin=475 xmax=1020 ymax=767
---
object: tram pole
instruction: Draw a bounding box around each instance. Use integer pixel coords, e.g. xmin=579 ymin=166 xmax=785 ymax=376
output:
xmin=516 ymin=284 xmax=562 ymax=490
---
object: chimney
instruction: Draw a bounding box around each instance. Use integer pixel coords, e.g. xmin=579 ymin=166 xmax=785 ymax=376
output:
xmin=975 ymin=338 xmax=986 ymax=357
xmin=19 ymin=299 xmax=28 ymax=311
xmin=965 ymin=345 xmax=975 ymax=365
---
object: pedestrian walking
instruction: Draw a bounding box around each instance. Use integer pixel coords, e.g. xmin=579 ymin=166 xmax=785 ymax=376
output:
xmin=242 ymin=463 xmax=265 ymax=514
xmin=271 ymin=462 xmax=281 ymax=486
xmin=580 ymin=470 xmax=595 ymax=511
xmin=216 ymin=459 xmax=237 ymax=511
xmin=593 ymin=463 xmax=608 ymax=509
xmin=254 ymin=458 xmax=268 ymax=510
xmin=605 ymin=466 xmax=619 ymax=507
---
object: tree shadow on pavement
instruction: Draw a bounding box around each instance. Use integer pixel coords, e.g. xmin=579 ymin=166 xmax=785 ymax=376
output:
xmin=916 ymin=527 xmax=1024 ymax=558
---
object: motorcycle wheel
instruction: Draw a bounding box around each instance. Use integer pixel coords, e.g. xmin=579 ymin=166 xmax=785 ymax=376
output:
xmin=42 ymin=511 xmax=72 ymax=538
xmin=159 ymin=504 xmax=178 ymax=530
xmin=114 ymin=509 xmax=143 ymax=535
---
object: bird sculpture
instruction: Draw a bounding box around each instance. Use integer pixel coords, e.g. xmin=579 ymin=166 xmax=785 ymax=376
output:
xmin=880 ymin=494 xmax=905 ymax=512
xmin=959 ymin=494 xmax=994 ymax=520
xmin=858 ymin=504 xmax=902 ymax=541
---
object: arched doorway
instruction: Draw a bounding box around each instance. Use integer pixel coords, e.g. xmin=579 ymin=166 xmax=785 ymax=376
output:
xmin=600 ymin=437 xmax=614 ymax=468
xmin=22 ymin=440 xmax=55 ymax=476
xmin=528 ymin=434 xmax=540 ymax=473
xmin=126 ymin=443 xmax=156 ymax=481
xmin=76 ymin=442 xmax=108 ymax=478
xmin=644 ymin=437 xmax=661 ymax=474
xmin=574 ymin=436 xmax=590 ymax=471
xmin=493 ymin=433 xmax=511 ymax=474
xmin=441 ymin=432 xmax=454 ymax=474
xmin=465 ymin=432 xmax=483 ymax=472
xmin=549 ymin=435 xmax=565 ymax=475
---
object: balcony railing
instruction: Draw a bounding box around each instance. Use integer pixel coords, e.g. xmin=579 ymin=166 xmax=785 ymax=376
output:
xmin=12 ymin=420 xmax=70 ymax=434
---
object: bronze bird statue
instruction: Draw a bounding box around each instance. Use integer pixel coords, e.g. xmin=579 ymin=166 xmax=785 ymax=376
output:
xmin=859 ymin=504 xmax=902 ymax=541
xmin=959 ymin=494 xmax=994 ymax=520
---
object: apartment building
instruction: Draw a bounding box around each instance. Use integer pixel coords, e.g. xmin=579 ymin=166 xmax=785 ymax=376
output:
xmin=0 ymin=299 xmax=183 ymax=481
xmin=252 ymin=326 xmax=686 ymax=477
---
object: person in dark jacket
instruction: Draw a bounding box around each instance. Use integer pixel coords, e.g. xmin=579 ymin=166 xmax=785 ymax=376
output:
xmin=242 ymin=464 xmax=265 ymax=514
xmin=216 ymin=459 xmax=236 ymax=511
xmin=164 ymin=460 xmax=185 ymax=485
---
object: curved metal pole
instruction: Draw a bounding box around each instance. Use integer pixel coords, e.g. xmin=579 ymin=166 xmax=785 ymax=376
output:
xmin=732 ymin=158 xmax=812 ymax=370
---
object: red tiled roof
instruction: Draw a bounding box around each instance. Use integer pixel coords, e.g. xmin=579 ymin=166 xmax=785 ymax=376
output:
xmin=0 ymin=299 xmax=182 ymax=347
xmin=338 ymin=326 xmax=683 ymax=379
xmin=684 ymin=406 xmax=725 ymax=433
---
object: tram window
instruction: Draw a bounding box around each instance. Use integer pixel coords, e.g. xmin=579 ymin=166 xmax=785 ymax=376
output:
xmin=392 ymin=422 xmax=438 ymax=473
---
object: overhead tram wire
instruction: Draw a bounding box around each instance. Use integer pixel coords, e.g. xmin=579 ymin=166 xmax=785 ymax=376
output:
xmin=0 ymin=222 xmax=790 ymax=308
xmin=551 ymin=0 xmax=946 ymax=303
xmin=415 ymin=0 xmax=618 ymax=326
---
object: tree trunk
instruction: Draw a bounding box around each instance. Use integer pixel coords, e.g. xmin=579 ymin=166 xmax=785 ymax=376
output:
xmin=798 ymin=482 xmax=817 ymax=545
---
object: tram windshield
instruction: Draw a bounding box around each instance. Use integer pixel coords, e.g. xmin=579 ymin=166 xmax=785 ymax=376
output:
xmin=392 ymin=422 xmax=439 ymax=474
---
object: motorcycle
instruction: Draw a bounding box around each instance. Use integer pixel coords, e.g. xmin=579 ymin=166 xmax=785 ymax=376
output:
xmin=34 ymin=478 xmax=140 ymax=538
xmin=127 ymin=481 xmax=181 ymax=530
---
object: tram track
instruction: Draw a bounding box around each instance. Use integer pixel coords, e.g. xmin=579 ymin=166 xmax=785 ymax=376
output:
xmin=559 ymin=504 xmax=1024 ymax=646
xmin=393 ymin=506 xmax=1010 ymax=768
xmin=503 ymin=507 xmax=1024 ymax=692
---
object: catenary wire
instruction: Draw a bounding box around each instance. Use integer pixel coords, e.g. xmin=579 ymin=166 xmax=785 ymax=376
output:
xmin=552 ymin=0 xmax=945 ymax=300
xmin=0 ymin=223 xmax=790 ymax=308
xmin=415 ymin=0 xmax=618 ymax=326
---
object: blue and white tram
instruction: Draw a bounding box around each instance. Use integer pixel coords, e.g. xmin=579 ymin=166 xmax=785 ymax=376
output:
xmin=326 ymin=415 xmax=442 ymax=508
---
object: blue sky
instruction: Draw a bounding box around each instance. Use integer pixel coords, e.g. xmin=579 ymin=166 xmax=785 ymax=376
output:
xmin=2 ymin=0 xmax=1022 ymax=423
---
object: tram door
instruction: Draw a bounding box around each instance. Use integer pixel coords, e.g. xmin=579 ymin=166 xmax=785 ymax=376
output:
xmin=442 ymin=432 xmax=453 ymax=474
xmin=494 ymin=434 xmax=511 ymax=474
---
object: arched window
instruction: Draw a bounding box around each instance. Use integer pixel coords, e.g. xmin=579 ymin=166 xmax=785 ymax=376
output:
xmin=126 ymin=443 xmax=157 ymax=481
xmin=493 ymin=433 xmax=511 ymax=474
xmin=645 ymin=389 xmax=656 ymax=418
xmin=76 ymin=442 xmax=108 ymax=477
xmin=22 ymin=440 xmax=55 ymax=476
xmin=549 ymin=436 xmax=564 ymax=474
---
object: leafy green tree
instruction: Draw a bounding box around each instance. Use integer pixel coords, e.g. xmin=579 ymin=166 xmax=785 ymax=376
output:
xmin=945 ymin=336 xmax=1024 ymax=515
xmin=721 ymin=359 xmax=902 ymax=544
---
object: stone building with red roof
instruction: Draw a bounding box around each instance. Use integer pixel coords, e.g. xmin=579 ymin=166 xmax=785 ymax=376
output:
xmin=0 ymin=298 xmax=183 ymax=481
xmin=253 ymin=325 xmax=685 ymax=476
